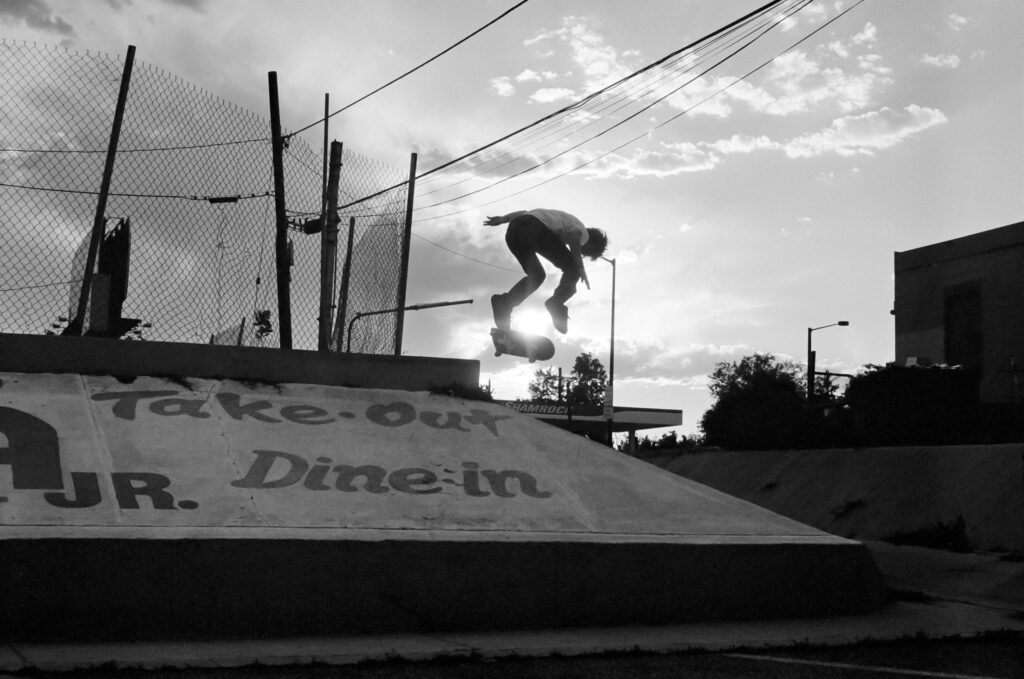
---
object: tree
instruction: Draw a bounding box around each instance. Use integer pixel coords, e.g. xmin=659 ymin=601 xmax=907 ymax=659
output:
xmin=568 ymin=351 xmax=606 ymax=407
xmin=700 ymin=353 xmax=808 ymax=450
xmin=527 ymin=367 xmax=560 ymax=403
xmin=526 ymin=351 xmax=607 ymax=406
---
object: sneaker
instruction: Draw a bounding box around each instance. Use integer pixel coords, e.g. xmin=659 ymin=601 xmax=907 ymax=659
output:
xmin=545 ymin=298 xmax=569 ymax=334
xmin=491 ymin=294 xmax=513 ymax=330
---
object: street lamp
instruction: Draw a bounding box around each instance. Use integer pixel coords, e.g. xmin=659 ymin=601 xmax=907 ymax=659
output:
xmin=807 ymin=321 xmax=849 ymax=401
xmin=601 ymin=256 xmax=616 ymax=445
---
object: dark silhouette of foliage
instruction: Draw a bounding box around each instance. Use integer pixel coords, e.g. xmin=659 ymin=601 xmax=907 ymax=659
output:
xmin=844 ymin=363 xmax=980 ymax=445
xmin=569 ymin=351 xmax=607 ymax=407
xmin=527 ymin=352 xmax=607 ymax=407
xmin=527 ymin=367 xmax=561 ymax=403
xmin=617 ymin=430 xmax=705 ymax=454
xmin=700 ymin=353 xmax=809 ymax=449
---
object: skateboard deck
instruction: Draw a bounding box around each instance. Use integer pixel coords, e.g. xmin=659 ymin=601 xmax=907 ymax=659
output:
xmin=491 ymin=328 xmax=555 ymax=363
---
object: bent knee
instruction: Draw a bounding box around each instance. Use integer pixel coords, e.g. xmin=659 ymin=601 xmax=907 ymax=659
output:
xmin=526 ymin=263 xmax=546 ymax=286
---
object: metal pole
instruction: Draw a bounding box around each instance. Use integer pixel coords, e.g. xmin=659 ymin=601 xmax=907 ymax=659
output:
xmin=268 ymin=71 xmax=292 ymax=350
xmin=320 ymin=93 xmax=330 ymax=211
xmin=337 ymin=216 xmax=356 ymax=351
xmin=394 ymin=152 xmax=418 ymax=355
xmin=318 ymin=140 xmax=342 ymax=351
xmin=807 ymin=327 xmax=815 ymax=402
xmin=606 ymin=258 xmax=616 ymax=445
xmin=71 ymin=45 xmax=135 ymax=335
xmin=347 ymin=299 xmax=471 ymax=353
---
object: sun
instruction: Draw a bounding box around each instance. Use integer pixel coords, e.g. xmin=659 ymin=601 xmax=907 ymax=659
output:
xmin=513 ymin=307 xmax=553 ymax=336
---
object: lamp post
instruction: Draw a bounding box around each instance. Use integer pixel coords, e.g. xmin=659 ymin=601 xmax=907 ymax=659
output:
xmin=601 ymin=256 xmax=616 ymax=445
xmin=807 ymin=320 xmax=849 ymax=401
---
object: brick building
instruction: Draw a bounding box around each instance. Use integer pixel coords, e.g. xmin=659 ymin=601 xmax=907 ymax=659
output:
xmin=894 ymin=220 xmax=1024 ymax=404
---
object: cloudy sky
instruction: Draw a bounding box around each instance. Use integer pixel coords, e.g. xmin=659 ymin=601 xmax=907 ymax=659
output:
xmin=2 ymin=0 xmax=1021 ymax=435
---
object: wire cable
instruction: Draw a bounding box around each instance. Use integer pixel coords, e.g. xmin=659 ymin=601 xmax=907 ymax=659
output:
xmin=415 ymin=1 xmax=808 ymax=209
xmin=414 ymin=0 xmax=867 ymax=224
xmin=335 ymin=0 xmax=789 ymax=210
xmin=285 ymin=0 xmax=532 ymax=140
xmin=412 ymin=233 xmax=520 ymax=273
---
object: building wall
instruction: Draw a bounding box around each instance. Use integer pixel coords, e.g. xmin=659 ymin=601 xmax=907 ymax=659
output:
xmin=894 ymin=221 xmax=1024 ymax=403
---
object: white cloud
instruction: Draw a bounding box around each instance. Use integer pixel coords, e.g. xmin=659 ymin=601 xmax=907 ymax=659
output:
xmin=778 ymin=1 xmax=828 ymax=32
xmin=948 ymin=13 xmax=969 ymax=31
xmin=783 ymin=105 xmax=949 ymax=158
xmin=921 ymin=53 xmax=961 ymax=69
xmin=515 ymin=69 xmax=558 ymax=83
xmin=577 ymin=142 xmax=721 ymax=179
xmin=529 ymin=87 xmax=576 ymax=104
xmin=663 ymin=75 xmax=737 ymax=118
xmin=704 ymin=134 xmax=778 ymax=155
xmin=851 ymin=22 xmax=878 ymax=46
xmin=723 ymin=50 xmax=891 ymax=116
xmin=490 ymin=76 xmax=514 ymax=97
xmin=525 ymin=17 xmax=634 ymax=93
xmin=826 ymin=40 xmax=850 ymax=58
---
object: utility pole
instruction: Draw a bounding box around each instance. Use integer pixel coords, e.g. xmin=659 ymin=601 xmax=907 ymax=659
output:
xmin=268 ymin=71 xmax=292 ymax=350
xmin=318 ymin=141 xmax=342 ymax=351
xmin=394 ymin=153 xmax=418 ymax=355
xmin=70 ymin=45 xmax=135 ymax=336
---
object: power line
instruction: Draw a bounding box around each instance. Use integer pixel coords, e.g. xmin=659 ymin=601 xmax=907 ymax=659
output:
xmin=2 ymin=3 xmax=530 ymax=156
xmin=285 ymin=0 xmax=532 ymax=140
xmin=0 ymin=181 xmax=272 ymax=202
xmin=0 ymin=138 xmax=268 ymax=154
xmin=336 ymin=0 xmax=791 ymax=210
xmin=0 ymin=279 xmax=83 ymax=293
xmin=414 ymin=1 xmax=810 ymax=211
xmin=414 ymin=0 xmax=787 ymax=189
xmin=412 ymin=233 xmax=519 ymax=273
xmin=414 ymin=0 xmax=868 ymax=224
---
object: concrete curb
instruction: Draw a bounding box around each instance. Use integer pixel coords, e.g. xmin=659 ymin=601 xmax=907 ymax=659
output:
xmin=2 ymin=600 xmax=1021 ymax=673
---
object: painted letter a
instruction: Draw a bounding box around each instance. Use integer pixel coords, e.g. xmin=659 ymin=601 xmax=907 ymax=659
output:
xmin=0 ymin=406 xmax=64 ymax=489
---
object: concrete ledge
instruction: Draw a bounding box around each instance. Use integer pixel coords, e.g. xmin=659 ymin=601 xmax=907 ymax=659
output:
xmin=1 ymin=538 xmax=886 ymax=642
xmin=0 ymin=333 xmax=480 ymax=392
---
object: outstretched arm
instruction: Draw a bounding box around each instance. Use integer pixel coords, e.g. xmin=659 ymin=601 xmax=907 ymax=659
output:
xmin=568 ymin=240 xmax=590 ymax=290
xmin=483 ymin=210 xmax=527 ymax=226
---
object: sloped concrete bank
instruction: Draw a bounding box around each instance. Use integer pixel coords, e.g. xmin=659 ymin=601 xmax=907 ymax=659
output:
xmin=646 ymin=445 xmax=1024 ymax=553
xmin=1 ymin=369 xmax=885 ymax=642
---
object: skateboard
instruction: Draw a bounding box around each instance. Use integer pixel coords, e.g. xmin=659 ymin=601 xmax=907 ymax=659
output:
xmin=491 ymin=328 xmax=555 ymax=363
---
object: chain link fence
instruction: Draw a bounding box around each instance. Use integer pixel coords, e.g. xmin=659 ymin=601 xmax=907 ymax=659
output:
xmin=1 ymin=40 xmax=408 ymax=353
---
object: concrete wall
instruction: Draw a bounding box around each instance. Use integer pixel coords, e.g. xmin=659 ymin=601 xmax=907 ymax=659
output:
xmin=648 ymin=445 xmax=1024 ymax=553
xmin=3 ymin=539 xmax=882 ymax=641
xmin=0 ymin=333 xmax=480 ymax=392
xmin=1 ymin=369 xmax=886 ymax=641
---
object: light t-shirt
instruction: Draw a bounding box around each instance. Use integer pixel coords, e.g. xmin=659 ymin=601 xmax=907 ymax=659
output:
xmin=527 ymin=208 xmax=589 ymax=246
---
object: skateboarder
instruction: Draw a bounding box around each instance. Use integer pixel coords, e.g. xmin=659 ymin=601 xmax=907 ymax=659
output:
xmin=484 ymin=208 xmax=608 ymax=334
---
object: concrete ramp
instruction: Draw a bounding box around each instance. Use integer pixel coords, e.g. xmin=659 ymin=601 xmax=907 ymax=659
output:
xmin=1 ymin=371 xmax=885 ymax=640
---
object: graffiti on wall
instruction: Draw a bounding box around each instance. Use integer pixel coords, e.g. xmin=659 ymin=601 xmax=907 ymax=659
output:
xmin=0 ymin=377 xmax=556 ymax=520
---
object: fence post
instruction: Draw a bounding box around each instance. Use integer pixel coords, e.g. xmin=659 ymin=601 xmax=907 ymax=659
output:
xmin=337 ymin=217 xmax=356 ymax=351
xmin=394 ymin=152 xmax=417 ymax=355
xmin=69 ymin=44 xmax=135 ymax=336
xmin=318 ymin=141 xmax=343 ymax=352
xmin=268 ymin=71 xmax=292 ymax=350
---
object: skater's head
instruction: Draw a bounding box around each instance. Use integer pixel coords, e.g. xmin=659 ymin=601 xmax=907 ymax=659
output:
xmin=581 ymin=228 xmax=608 ymax=260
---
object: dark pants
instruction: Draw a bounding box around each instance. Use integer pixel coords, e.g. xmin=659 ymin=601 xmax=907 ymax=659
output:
xmin=503 ymin=214 xmax=578 ymax=308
